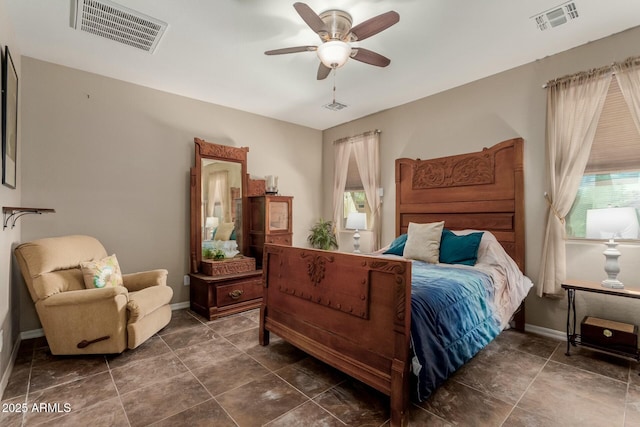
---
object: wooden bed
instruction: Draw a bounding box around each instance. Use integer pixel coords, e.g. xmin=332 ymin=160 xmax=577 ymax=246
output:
xmin=259 ymin=138 xmax=525 ymax=426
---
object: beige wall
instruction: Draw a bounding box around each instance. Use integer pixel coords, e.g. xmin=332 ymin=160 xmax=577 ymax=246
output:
xmin=322 ymin=26 xmax=640 ymax=333
xmin=0 ymin=0 xmax=22 ymax=395
xmin=18 ymin=57 xmax=322 ymax=331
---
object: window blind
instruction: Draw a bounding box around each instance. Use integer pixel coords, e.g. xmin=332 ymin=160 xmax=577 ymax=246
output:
xmin=586 ymin=76 xmax=640 ymax=174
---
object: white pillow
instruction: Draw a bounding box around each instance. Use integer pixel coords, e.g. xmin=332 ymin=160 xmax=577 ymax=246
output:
xmin=213 ymin=222 xmax=234 ymax=241
xmin=402 ymin=221 xmax=444 ymax=263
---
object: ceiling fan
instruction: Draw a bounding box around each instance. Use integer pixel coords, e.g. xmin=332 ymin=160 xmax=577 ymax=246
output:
xmin=265 ymin=2 xmax=400 ymax=80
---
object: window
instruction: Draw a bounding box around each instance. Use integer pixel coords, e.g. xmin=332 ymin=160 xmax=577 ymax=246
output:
xmin=566 ymin=76 xmax=640 ymax=239
xmin=342 ymin=151 xmax=371 ymax=229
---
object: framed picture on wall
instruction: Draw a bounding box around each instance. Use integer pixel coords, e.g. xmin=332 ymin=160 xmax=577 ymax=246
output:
xmin=2 ymin=45 xmax=17 ymax=189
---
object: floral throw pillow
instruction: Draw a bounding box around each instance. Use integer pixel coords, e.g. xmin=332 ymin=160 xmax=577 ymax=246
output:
xmin=80 ymin=254 xmax=124 ymax=289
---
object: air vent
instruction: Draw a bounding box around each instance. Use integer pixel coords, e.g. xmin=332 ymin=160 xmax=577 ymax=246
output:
xmin=71 ymin=0 xmax=167 ymax=53
xmin=323 ymin=101 xmax=348 ymax=111
xmin=532 ymin=1 xmax=579 ymax=31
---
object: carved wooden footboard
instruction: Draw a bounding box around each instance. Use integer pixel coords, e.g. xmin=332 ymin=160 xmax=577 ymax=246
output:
xmin=259 ymin=138 xmax=526 ymax=427
xmin=259 ymin=244 xmax=412 ymax=426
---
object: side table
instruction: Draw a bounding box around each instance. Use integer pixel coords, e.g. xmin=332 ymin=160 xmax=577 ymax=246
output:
xmin=561 ymin=279 xmax=640 ymax=360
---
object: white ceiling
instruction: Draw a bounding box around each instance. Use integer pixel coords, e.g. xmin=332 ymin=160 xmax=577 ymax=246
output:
xmin=5 ymin=0 xmax=640 ymax=130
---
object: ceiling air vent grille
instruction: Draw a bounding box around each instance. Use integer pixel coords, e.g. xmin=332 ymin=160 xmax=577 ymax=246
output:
xmin=532 ymin=1 xmax=579 ymax=31
xmin=71 ymin=0 xmax=167 ymax=53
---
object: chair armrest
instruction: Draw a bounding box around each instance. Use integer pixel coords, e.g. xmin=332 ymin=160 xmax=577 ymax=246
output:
xmin=41 ymin=286 xmax=128 ymax=307
xmin=122 ymin=269 xmax=168 ymax=292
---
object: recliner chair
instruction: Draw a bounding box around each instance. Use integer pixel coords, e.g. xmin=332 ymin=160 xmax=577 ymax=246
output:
xmin=15 ymin=235 xmax=173 ymax=355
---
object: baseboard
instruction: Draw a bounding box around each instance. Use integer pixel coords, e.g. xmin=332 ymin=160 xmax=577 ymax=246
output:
xmin=0 ymin=336 xmax=21 ymax=400
xmin=19 ymin=302 xmax=191 ymax=340
xmin=170 ymin=301 xmax=190 ymax=310
xmin=524 ymin=323 xmax=565 ymax=341
xmin=21 ymin=328 xmax=44 ymax=340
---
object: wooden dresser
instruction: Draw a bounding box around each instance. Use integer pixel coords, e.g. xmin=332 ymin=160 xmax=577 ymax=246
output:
xmin=248 ymin=195 xmax=293 ymax=267
xmin=189 ymin=257 xmax=262 ymax=320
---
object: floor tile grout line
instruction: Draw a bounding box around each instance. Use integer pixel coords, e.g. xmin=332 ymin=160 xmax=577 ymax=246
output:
xmin=263 ymin=399 xmax=347 ymax=427
xmin=165 ymin=315 xmax=353 ymax=426
xmin=20 ymin=342 xmax=37 ymax=427
xmin=409 ymin=402 xmax=449 ymax=425
xmin=21 ymin=354 xmax=114 ymax=427
xmin=498 ymin=355 xmax=553 ymax=426
xmin=152 ymin=333 xmax=233 ymax=424
xmin=548 ymin=352 xmax=632 ymax=385
xmin=156 ymin=331 xmax=243 ymax=426
xmin=105 ymin=361 xmax=133 ymax=427
xmin=178 ymin=320 xmax=315 ymax=426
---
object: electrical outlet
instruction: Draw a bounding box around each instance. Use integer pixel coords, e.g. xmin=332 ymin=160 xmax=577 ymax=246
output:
xmin=183 ymin=275 xmax=190 ymax=286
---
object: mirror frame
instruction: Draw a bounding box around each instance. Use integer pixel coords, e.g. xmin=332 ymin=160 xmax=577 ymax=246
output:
xmin=190 ymin=137 xmax=249 ymax=274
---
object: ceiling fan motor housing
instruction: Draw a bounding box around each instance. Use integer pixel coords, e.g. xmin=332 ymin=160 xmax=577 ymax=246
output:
xmin=319 ymin=10 xmax=353 ymax=41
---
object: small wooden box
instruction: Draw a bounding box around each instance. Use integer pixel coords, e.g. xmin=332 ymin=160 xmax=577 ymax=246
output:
xmin=581 ymin=316 xmax=638 ymax=353
xmin=201 ymin=256 xmax=256 ymax=276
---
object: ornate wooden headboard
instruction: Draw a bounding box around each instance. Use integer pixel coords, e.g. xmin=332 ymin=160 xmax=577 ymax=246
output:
xmin=395 ymin=138 xmax=525 ymax=271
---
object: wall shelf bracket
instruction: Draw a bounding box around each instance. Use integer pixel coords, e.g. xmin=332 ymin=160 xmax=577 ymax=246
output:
xmin=2 ymin=207 xmax=55 ymax=230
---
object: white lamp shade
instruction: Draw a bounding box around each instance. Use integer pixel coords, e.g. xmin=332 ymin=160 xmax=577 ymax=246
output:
xmin=586 ymin=207 xmax=639 ymax=239
xmin=317 ymin=40 xmax=351 ymax=68
xmin=346 ymin=212 xmax=367 ymax=230
xmin=205 ymin=216 xmax=219 ymax=228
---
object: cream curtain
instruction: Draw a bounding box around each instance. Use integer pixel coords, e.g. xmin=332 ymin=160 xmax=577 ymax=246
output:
xmin=614 ymin=58 xmax=640 ymax=133
xmin=332 ymin=141 xmax=351 ymax=236
xmin=207 ymin=171 xmax=231 ymax=222
xmin=538 ymin=69 xmax=612 ymax=297
xmin=352 ymin=132 xmax=381 ymax=250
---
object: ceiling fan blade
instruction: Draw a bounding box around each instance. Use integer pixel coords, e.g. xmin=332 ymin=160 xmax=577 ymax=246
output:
xmin=351 ymin=48 xmax=391 ymax=67
xmin=293 ymin=2 xmax=328 ymax=34
xmin=349 ymin=11 xmax=399 ymax=41
xmin=317 ymin=63 xmax=331 ymax=80
xmin=265 ymin=46 xmax=317 ymax=55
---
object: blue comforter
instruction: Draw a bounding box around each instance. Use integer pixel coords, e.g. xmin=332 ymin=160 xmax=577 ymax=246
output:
xmin=410 ymin=261 xmax=501 ymax=401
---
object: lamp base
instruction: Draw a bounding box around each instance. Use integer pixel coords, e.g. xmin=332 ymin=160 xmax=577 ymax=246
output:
xmin=353 ymin=229 xmax=361 ymax=254
xmin=602 ymin=278 xmax=624 ymax=289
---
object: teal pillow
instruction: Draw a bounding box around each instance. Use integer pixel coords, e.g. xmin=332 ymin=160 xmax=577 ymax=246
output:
xmin=439 ymin=229 xmax=484 ymax=266
xmin=383 ymin=234 xmax=407 ymax=256
xmin=230 ymin=228 xmax=237 ymax=240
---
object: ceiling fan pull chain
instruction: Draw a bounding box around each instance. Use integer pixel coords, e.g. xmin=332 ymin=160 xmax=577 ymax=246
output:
xmin=332 ymin=68 xmax=337 ymax=103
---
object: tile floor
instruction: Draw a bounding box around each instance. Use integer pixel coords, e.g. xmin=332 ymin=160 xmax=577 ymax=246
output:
xmin=1 ymin=308 xmax=639 ymax=426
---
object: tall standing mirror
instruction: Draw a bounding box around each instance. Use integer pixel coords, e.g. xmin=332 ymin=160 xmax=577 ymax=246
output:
xmin=190 ymin=138 xmax=249 ymax=273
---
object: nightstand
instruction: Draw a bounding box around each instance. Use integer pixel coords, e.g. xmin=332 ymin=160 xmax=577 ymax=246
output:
xmin=561 ymin=279 xmax=640 ymax=360
xmin=190 ymin=256 xmax=263 ymax=320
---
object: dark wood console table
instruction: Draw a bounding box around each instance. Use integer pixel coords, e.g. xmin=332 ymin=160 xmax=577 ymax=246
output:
xmin=562 ymin=279 xmax=640 ymax=361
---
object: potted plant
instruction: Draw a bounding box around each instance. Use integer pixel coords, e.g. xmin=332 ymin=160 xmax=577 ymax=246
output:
xmin=307 ymin=218 xmax=338 ymax=250
xmin=203 ymin=247 xmax=225 ymax=260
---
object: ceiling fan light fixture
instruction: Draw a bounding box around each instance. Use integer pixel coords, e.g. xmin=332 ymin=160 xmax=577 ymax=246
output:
xmin=317 ymin=40 xmax=351 ymax=68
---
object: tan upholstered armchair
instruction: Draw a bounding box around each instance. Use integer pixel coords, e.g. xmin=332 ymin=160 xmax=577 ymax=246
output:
xmin=15 ymin=235 xmax=173 ymax=355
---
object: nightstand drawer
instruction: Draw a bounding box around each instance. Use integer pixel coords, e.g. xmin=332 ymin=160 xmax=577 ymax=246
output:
xmin=266 ymin=234 xmax=292 ymax=245
xmin=216 ymin=276 xmax=263 ymax=307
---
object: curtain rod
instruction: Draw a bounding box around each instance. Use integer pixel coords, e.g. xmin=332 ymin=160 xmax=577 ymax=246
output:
xmin=333 ymin=129 xmax=381 ymax=144
xmin=542 ymin=64 xmax=613 ymax=89
xmin=542 ymin=55 xmax=640 ymax=89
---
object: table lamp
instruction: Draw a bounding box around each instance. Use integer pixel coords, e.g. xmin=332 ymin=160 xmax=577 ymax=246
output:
xmin=586 ymin=207 xmax=639 ymax=289
xmin=345 ymin=212 xmax=367 ymax=253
